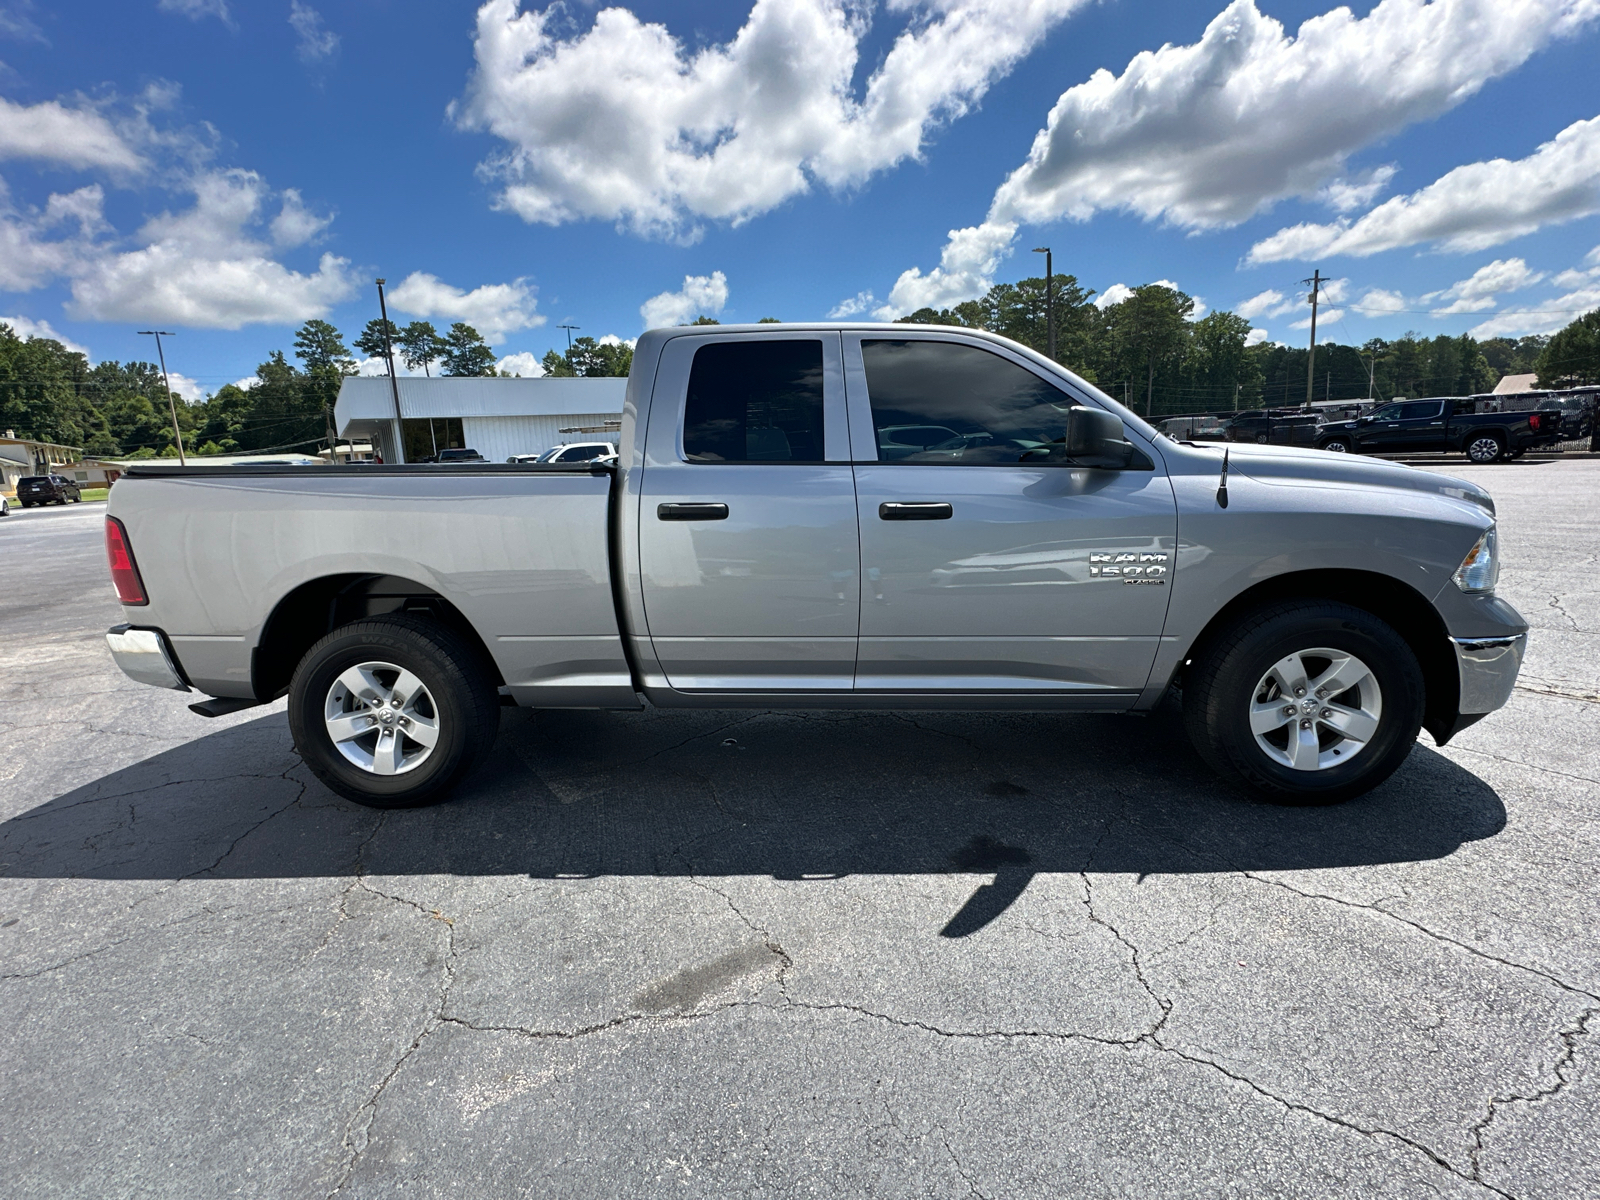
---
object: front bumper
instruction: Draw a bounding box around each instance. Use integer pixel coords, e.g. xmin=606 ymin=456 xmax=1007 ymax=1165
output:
xmin=1452 ymin=633 xmax=1526 ymax=715
xmin=106 ymin=625 xmax=190 ymax=692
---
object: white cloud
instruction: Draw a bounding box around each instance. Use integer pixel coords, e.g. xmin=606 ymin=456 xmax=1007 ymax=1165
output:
xmin=1236 ymin=289 xmax=1295 ymax=320
xmin=0 ymin=178 xmax=107 ymax=290
xmin=66 ymin=169 xmax=358 ymax=328
xmin=0 ymin=95 xmax=145 ymax=172
xmin=1422 ymin=257 xmax=1545 ymax=315
xmin=596 ymin=333 xmax=634 ymax=348
xmin=158 ymin=0 xmax=230 ymax=21
xmin=289 ymin=1 xmax=338 ymax=64
xmin=387 ymin=272 xmax=545 ymax=343
xmin=1316 ymin=165 xmax=1398 ymax=213
xmin=1470 ymin=284 xmax=1600 ymax=339
xmin=496 ymin=350 xmax=546 ymax=377
xmin=352 ymin=355 xmax=426 ymax=379
xmin=828 ymin=290 xmax=876 ymax=319
xmin=1290 ymin=309 xmax=1344 ymax=330
xmin=1250 ymin=114 xmax=1600 ymax=261
xmin=1244 ymin=327 xmax=1270 ymax=346
xmin=885 ymin=0 xmax=1600 ymax=313
xmin=231 ymin=375 xmax=258 ymax=390
xmin=0 ymin=1 xmax=44 ymax=43
xmin=641 ymin=271 xmax=728 ymax=329
xmin=0 ymin=313 xmax=90 ymax=357
xmin=879 ymin=219 xmax=1017 ymax=316
xmin=1353 ymin=288 xmax=1407 ymax=317
xmin=164 ymin=370 xmax=204 ymax=402
xmin=453 ymin=0 xmax=1087 ymax=239
xmin=1092 ymin=283 xmax=1133 ymax=311
xmin=268 ymin=188 xmax=332 ymax=247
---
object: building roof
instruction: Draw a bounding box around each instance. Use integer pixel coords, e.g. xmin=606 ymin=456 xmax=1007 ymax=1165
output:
xmin=335 ymin=375 xmax=627 ymax=425
xmin=1492 ymin=373 xmax=1541 ymax=395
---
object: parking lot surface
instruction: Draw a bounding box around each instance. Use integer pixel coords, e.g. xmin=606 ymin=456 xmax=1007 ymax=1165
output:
xmin=2 ymin=463 xmax=1597 ymax=1198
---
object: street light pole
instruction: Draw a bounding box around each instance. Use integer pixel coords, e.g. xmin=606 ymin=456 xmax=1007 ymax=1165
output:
xmin=1032 ymin=247 xmax=1054 ymax=360
xmin=558 ymin=324 xmax=580 ymax=352
xmin=136 ymin=330 xmax=186 ymax=466
xmin=375 ymin=279 xmax=406 ymax=464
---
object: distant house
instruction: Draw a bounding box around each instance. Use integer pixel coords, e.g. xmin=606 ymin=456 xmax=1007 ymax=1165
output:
xmin=1493 ymin=373 xmax=1540 ymax=395
xmin=0 ymin=433 xmax=82 ymax=492
xmin=334 ymin=376 xmax=627 ymax=464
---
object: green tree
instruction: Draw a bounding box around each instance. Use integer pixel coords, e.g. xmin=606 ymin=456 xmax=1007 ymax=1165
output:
xmin=688 ymin=316 xmax=721 ymax=326
xmin=440 ymin=323 xmax=498 ymax=377
xmin=397 ymin=321 xmax=447 ymax=376
xmin=757 ymin=317 xmax=782 ymax=323
xmin=293 ymin=319 xmax=355 ymax=451
xmin=353 ymin=319 xmax=401 ymax=366
xmin=0 ymin=324 xmax=99 ymax=448
xmin=1183 ymin=311 xmax=1263 ymax=409
xmin=236 ymin=351 xmax=323 ymax=452
xmin=540 ymin=336 xmax=633 ymax=378
xmin=1536 ymin=310 xmax=1600 ymax=387
xmin=1480 ymin=334 xmax=1549 ymax=380
xmin=1104 ymin=285 xmax=1194 ymax=416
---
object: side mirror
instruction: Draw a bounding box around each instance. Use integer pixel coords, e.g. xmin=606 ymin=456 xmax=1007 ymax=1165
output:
xmin=1064 ymin=406 xmax=1134 ymax=468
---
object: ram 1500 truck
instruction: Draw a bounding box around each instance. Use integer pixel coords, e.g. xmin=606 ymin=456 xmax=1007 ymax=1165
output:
xmin=1315 ymin=397 xmax=1561 ymax=462
xmin=103 ymin=324 xmax=1527 ymax=808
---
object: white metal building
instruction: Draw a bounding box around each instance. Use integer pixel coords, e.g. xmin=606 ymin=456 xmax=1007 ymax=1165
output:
xmin=334 ymin=376 xmax=627 ymax=464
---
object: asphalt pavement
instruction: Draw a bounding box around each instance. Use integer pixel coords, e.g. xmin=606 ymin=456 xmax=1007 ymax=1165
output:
xmin=2 ymin=465 xmax=1597 ymax=1199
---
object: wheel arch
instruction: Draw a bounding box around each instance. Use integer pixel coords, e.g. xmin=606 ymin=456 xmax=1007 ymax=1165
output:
xmin=1174 ymin=568 xmax=1459 ymax=743
xmin=253 ymin=573 xmax=504 ymax=702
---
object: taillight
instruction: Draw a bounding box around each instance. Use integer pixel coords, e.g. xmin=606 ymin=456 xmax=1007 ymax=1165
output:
xmin=105 ymin=516 xmax=148 ymax=606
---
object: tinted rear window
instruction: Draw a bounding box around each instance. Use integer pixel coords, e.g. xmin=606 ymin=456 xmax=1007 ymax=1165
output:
xmin=683 ymin=340 xmax=825 ymax=463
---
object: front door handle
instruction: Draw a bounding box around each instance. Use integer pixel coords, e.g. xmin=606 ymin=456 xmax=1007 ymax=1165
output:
xmin=658 ymin=502 xmax=728 ymax=521
xmin=879 ymin=502 xmax=952 ymax=520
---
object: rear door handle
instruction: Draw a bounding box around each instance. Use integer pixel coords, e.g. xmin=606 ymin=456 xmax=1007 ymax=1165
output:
xmin=657 ymin=502 xmax=728 ymax=521
xmin=879 ymin=502 xmax=952 ymax=520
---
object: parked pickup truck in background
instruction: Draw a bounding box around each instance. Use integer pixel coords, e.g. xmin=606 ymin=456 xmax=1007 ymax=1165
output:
xmin=1316 ymin=397 xmax=1562 ymax=462
xmin=103 ymin=323 xmax=1527 ymax=809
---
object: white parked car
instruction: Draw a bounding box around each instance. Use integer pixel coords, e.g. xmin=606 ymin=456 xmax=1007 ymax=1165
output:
xmin=508 ymin=441 xmax=618 ymax=465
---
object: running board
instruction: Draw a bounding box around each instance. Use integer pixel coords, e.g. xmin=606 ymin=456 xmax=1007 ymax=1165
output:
xmin=188 ymin=696 xmax=266 ymax=719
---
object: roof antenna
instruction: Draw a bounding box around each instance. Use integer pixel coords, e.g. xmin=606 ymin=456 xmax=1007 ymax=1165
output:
xmin=1216 ymin=448 xmax=1230 ymax=509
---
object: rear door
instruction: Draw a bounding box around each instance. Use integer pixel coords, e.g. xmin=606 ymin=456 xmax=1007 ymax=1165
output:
xmin=1392 ymin=400 xmax=1448 ymax=450
xmin=637 ymin=331 xmax=859 ymax=691
xmin=845 ymin=333 xmax=1176 ymax=697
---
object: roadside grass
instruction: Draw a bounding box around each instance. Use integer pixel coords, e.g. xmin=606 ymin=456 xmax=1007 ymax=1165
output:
xmin=80 ymin=488 xmax=109 ymax=502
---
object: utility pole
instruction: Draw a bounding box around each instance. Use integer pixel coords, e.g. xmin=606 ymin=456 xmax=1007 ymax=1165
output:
xmin=1302 ymin=269 xmax=1323 ymax=406
xmin=1032 ymin=247 xmax=1055 ymax=360
xmin=375 ymin=279 xmax=405 ymax=464
xmin=136 ymin=330 xmax=186 ymax=466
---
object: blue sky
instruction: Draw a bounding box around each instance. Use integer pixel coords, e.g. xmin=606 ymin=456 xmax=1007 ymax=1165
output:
xmin=1 ymin=0 xmax=1597 ymax=397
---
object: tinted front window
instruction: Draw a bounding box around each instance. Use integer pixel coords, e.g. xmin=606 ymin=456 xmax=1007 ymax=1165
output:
xmin=1399 ymin=401 xmax=1444 ymax=419
xmin=683 ymin=340 xmax=824 ymax=463
xmin=1368 ymin=404 xmax=1402 ymax=421
xmin=861 ymin=340 xmax=1073 ymax=465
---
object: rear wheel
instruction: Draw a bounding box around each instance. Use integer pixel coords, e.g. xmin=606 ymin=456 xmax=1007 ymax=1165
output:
xmin=288 ymin=614 xmax=500 ymax=808
xmin=1466 ymin=433 xmax=1505 ymax=464
xmin=1183 ymin=601 xmax=1424 ymax=804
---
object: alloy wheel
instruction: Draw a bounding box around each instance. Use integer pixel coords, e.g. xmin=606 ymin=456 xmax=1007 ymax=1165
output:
xmin=1248 ymin=647 xmax=1382 ymax=772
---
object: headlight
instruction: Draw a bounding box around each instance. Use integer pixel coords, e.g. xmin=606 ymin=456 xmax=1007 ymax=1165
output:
xmin=1453 ymin=526 xmax=1499 ymax=594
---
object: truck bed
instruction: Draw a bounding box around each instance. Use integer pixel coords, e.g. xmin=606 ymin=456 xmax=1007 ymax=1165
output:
xmin=109 ymin=463 xmax=636 ymax=707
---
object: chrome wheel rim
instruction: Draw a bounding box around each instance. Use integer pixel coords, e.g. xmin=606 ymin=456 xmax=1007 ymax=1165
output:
xmin=324 ymin=660 xmax=441 ymax=776
xmin=1249 ymin=647 xmax=1382 ymax=772
xmin=1325 ymin=440 xmax=1347 ymax=452
xmin=1468 ymin=437 xmax=1500 ymax=463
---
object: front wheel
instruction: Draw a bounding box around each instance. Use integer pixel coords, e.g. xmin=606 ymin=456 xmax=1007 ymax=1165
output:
xmin=1465 ymin=433 xmax=1505 ymax=464
xmin=288 ymin=614 xmax=500 ymax=808
xmin=1183 ymin=601 xmax=1424 ymax=804
xmin=1321 ymin=438 xmax=1352 ymax=454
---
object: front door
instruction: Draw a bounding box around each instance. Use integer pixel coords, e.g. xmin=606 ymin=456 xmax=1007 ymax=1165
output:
xmin=1355 ymin=402 xmax=1405 ymax=450
xmin=637 ymin=332 xmax=859 ymax=691
xmin=845 ymin=334 xmax=1177 ymax=697
xmin=1391 ymin=400 xmax=1449 ymax=450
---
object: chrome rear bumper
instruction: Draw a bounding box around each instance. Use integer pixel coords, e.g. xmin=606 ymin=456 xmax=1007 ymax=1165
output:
xmin=106 ymin=625 xmax=190 ymax=692
xmin=1452 ymin=634 xmax=1525 ymax=715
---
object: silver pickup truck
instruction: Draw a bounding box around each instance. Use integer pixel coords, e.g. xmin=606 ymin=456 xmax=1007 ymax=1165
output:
xmin=104 ymin=323 xmax=1526 ymax=808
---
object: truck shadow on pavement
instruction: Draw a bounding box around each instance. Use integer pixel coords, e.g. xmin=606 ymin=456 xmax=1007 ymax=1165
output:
xmin=3 ymin=705 xmax=1505 ymax=934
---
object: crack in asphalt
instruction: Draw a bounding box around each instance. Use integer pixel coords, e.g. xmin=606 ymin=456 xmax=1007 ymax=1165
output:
xmin=1240 ymin=872 xmax=1600 ymax=1003
xmin=1515 ymin=681 xmax=1600 ymax=705
xmin=1079 ymin=873 xmax=1172 ymax=1037
xmin=1448 ymin=743 xmax=1600 ymax=789
xmin=939 ymin=1132 xmax=993 ymax=1200
xmin=1546 ymin=594 xmax=1582 ymax=633
xmin=1468 ymin=1007 xmax=1598 ymax=1184
xmin=682 ymin=876 xmax=794 ymax=995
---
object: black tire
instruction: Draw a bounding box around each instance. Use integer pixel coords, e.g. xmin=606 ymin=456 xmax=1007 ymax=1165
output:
xmin=1465 ymin=433 xmax=1505 ymax=464
xmin=1321 ymin=437 xmax=1353 ymax=454
xmin=1183 ymin=601 xmax=1424 ymax=805
xmin=1255 ymin=432 xmax=1269 ymax=444
xmin=288 ymin=614 xmax=500 ymax=809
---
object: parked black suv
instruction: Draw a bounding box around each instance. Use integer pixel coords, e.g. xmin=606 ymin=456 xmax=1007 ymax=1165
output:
xmin=16 ymin=474 xmax=83 ymax=506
